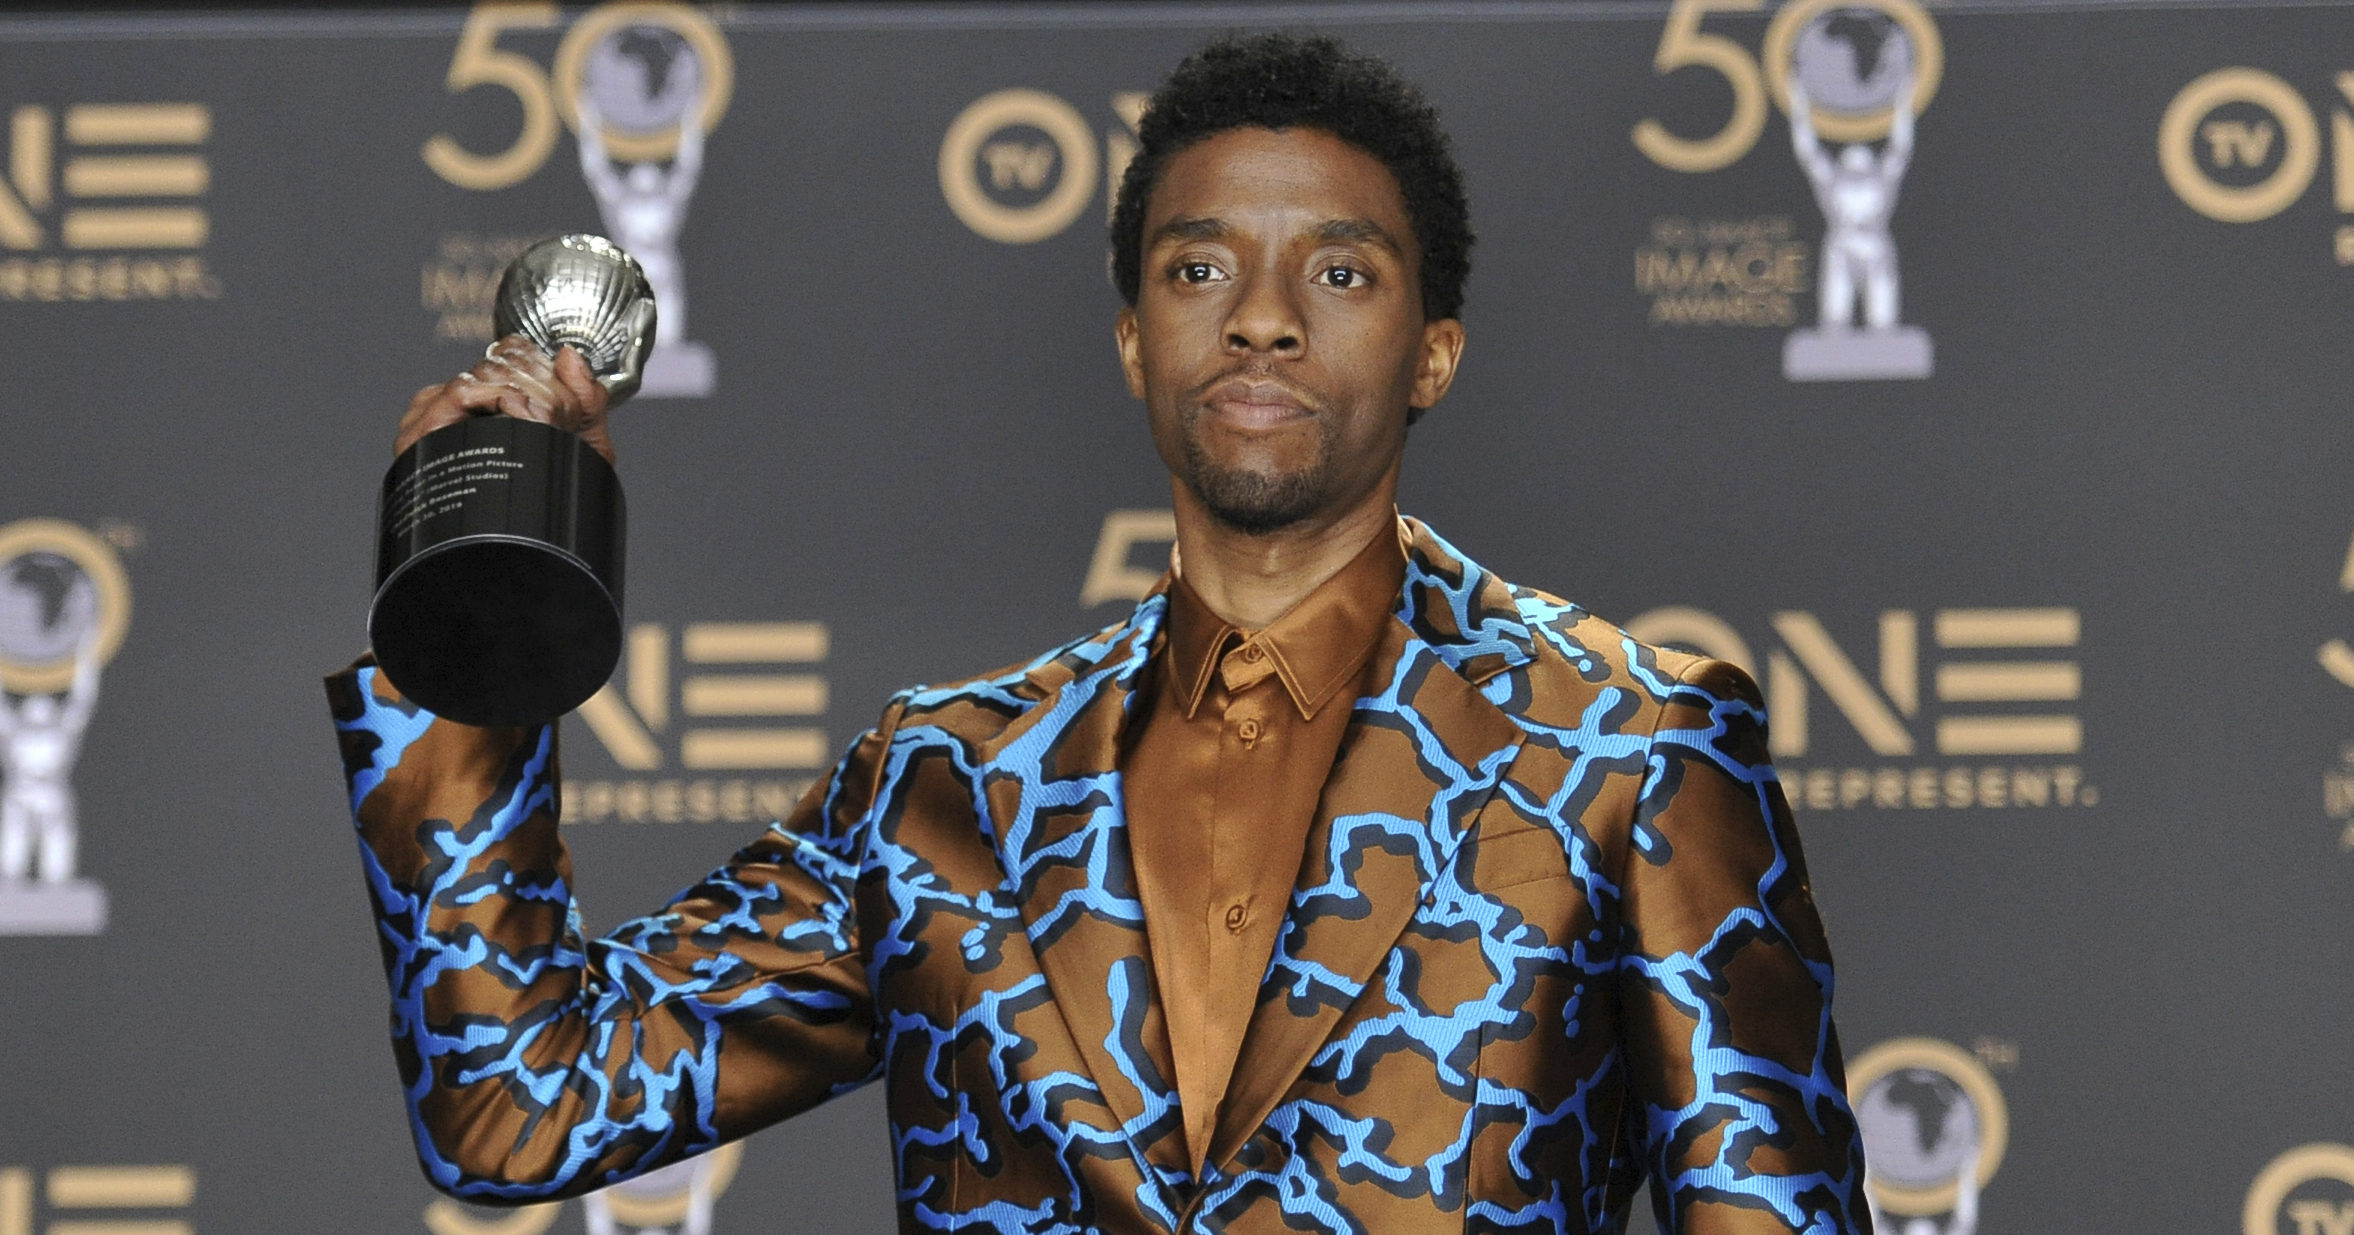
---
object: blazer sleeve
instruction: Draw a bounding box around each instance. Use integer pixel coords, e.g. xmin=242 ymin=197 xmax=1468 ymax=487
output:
xmin=1613 ymin=657 xmax=1871 ymax=1234
xmin=324 ymin=659 xmax=903 ymax=1203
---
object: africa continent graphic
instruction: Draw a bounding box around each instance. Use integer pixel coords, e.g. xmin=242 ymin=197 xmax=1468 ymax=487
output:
xmin=1854 ymin=1068 xmax=1981 ymax=1188
xmin=585 ymin=24 xmax=703 ymax=136
xmin=0 ymin=552 xmax=97 ymax=667
xmin=1794 ymin=8 xmax=1915 ymax=116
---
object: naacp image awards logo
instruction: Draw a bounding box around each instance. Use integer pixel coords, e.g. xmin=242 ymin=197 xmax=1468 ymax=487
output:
xmin=1849 ymin=1037 xmax=2006 ymax=1234
xmin=0 ymin=518 xmax=128 ymax=936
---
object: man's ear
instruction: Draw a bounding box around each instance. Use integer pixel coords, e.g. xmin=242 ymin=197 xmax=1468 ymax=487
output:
xmin=1115 ymin=305 xmax=1146 ymax=400
xmin=1409 ymin=317 xmax=1465 ymax=411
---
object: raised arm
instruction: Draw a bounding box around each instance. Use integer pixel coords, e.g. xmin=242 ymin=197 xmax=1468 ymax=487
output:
xmin=575 ymin=97 xmax=625 ymax=200
xmin=1615 ymin=658 xmax=1870 ymax=1233
xmin=1883 ymin=73 xmax=1915 ymax=182
xmin=1788 ymin=78 xmax=1833 ymax=186
xmin=667 ymin=108 xmax=704 ymax=202
xmin=326 ymin=662 xmax=900 ymax=1201
xmin=59 ymin=632 xmax=100 ymax=733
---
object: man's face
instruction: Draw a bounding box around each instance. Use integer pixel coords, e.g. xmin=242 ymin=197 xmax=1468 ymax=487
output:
xmin=1116 ymin=127 xmax=1462 ymax=536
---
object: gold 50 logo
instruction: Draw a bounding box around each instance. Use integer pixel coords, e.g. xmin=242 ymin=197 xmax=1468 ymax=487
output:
xmin=940 ymin=88 xmax=1146 ymax=244
xmin=1631 ymin=0 xmax=1941 ymax=379
xmin=2158 ymin=66 xmax=2354 ymax=261
xmin=417 ymin=0 xmax=732 ymax=399
xmin=420 ymin=1 xmax=733 ymax=193
xmin=1630 ymin=0 xmax=1942 ymax=174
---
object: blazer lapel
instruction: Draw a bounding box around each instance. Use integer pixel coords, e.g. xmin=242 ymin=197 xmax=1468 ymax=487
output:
xmin=975 ymin=594 xmax=1188 ymax=1187
xmin=1206 ymin=615 xmax=1528 ymax=1169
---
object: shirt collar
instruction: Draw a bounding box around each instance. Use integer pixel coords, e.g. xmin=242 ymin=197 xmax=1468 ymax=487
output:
xmin=1162 ymin=518 xmax=1409 ymax=721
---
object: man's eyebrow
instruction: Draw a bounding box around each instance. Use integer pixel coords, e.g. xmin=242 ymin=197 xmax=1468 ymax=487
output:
xmin=1150 ymin=216 xmax=1229 ymax=246
xmin=1313 ymin=218 xmax=1402 ymax=253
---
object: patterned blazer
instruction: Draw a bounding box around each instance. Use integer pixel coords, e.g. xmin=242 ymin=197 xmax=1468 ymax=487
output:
xmin=326 ymin=517 xmax=1868 ymax=1234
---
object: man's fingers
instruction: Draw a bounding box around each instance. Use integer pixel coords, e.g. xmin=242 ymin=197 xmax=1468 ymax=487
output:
xmin=494 ymin=387 xmax=552 ymax=423
xmin=395 ymin=393 xmax=475 ymax=455
xmin=392 ymin=336 xmax=610 ymax=461
xmin=551 ymin=345 xmax=610 ymax=419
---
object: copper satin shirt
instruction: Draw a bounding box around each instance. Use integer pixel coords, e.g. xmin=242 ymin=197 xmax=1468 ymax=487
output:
xmin=1121 ymin=524 xmax=1407 ymax=1175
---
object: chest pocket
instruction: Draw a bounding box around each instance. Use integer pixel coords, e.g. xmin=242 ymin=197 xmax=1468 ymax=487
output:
xmin=1459 ymin=824 xmax=1573 ymax=891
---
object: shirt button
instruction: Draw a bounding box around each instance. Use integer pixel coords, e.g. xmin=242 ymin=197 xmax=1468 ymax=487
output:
xmin=1241 ymin=643 xmax=1265 ymax=663
xmin=1224 ymin=903 xmax=1247 ymax=931
xmin=1236 ymin=717 xmax=1262 ymax=745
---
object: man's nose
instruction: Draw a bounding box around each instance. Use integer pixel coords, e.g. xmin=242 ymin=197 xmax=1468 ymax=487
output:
xmin=1223 ymin=272 xmax=1304 ymax=355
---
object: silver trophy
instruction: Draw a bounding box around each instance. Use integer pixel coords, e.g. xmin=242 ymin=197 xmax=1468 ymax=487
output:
xmin=369 ymin=234 xmax=656 ymax=727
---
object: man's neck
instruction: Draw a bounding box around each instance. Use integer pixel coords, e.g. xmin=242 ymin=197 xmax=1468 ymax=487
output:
xmin=1169 ymin=475 xmax=1399 ymax=630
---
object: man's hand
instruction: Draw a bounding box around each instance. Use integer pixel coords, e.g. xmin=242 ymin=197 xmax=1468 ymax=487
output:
xmin=396 ymin=336 xmax=615 ymax=466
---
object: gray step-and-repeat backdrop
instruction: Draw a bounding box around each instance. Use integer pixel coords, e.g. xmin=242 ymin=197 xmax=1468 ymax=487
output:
xmin=0 ymin=1 xmax=2349 ymax=1231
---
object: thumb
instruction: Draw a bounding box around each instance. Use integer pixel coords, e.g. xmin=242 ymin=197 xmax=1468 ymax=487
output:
xmin=552 ymin=345 xmax=610 ymax=418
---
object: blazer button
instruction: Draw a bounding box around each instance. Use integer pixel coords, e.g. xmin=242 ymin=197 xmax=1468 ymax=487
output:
xmin=1236 ymin=717 xmax=1262 ymax=745
xmin=1224 ymin=902 xmax=1247 ymax=931
xmin=1241 ymin=642 xmax=1265 ymax=663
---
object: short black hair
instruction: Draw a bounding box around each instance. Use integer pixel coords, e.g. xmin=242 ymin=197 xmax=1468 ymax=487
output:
xmin=1110 ymin=32 xmax=1473 ymax=323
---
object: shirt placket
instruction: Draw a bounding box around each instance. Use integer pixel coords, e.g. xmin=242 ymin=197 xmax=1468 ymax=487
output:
xmin=1186 ymin=635 xmax=1283 ymax=1160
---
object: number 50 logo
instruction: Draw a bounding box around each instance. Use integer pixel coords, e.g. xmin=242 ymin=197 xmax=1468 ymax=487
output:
xmin=1631 ymin=0 xmax=1943 ymax=173
xmin=420 ymin=0 xmax=733 ymax=192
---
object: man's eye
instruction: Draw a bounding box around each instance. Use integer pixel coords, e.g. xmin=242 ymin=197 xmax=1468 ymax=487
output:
xmin=1176 ymin=262 xmax=1220 ymax=284
xmin=1319 ymin=265 xmax=1364 ymax=289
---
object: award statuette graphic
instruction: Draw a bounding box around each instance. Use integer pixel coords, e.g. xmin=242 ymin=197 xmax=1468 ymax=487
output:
xmin=560 ymin=5 xmax=735 ymax=399
xmin=0 ymin=518 xmax=127 ymax=936
xmin=1780 ymin=4 xmax=1935 ymax=381
xmin=369 ymin=234 xmax=656 ymax=727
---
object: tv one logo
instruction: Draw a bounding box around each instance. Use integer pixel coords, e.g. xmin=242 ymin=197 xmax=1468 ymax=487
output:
xmin=0 ymin=1165 xmax=195 ymax=1232
xmin=2159 ymin=66 xmax=2354 ymax=259
xmin=562 ymin=621 xmax=830 ymax=827
xmin=940 ymin=88 xmax=1146 ymax=244
xmin=2247 ymin=1145 xmax=2354 ymax=1235
xmin=1624 ymin=604 xmax=2092 ymax=811
xmin=0 ymin=102 xmax=217 ymax=301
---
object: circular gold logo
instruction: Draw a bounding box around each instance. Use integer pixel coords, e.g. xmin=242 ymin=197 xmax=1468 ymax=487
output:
xmin=0 ymin=518 xmax=129 ymax=695
xmin=2245 ymin=1144 xmax=2354 ymax=1235
xmin=422 ymin=1199 xmax=559 ymax=1235
xmin=939 ymin=88 xmax=1100 ymax=244
xmin=554 ymin=1 xmax=735 ymax=164
xmin=598 ymin=1140 xmax=744 ymax=1227
xmin=2158 ymin=67 xmax=2319 ymax=223
xmin=1847 ymin=1036 xmax=2007 ymax=1216
xmin=1763 ymin=0 xmax=1944 ymax=144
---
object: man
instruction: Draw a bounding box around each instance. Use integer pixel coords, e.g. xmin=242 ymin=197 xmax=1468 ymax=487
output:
xmin=330 ymin=33 xmax=1869 ymax=1234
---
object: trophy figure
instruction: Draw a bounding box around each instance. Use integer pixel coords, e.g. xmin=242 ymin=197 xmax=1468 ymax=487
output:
xmin=1780 ymin=7 xmax=1934 ymax=382
xmin=369 ymin=234 xmax=656 ymax=727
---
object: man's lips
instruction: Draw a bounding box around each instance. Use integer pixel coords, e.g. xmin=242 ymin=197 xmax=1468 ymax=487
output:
xmin=1201 ymin=378 xmax=1316 ymax=430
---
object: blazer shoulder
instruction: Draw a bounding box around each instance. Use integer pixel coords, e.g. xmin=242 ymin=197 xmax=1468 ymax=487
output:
xmin=888 ymin=615 xmax=1141 ymax=736
xmin=1497 ymin=582 xmax=1760 ymax=724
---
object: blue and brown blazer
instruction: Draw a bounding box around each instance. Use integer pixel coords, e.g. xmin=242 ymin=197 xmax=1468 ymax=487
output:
xmin=326 ymin=516 xmax=1869 ymax=1234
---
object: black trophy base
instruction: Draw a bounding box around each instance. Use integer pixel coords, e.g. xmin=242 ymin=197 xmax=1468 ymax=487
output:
xmin=369 ymin=416 xmax=625 ymax=728
xmin=370 ymin=537 xmax=620 ymax=727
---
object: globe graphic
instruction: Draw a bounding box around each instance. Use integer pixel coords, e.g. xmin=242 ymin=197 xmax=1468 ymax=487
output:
xmin=1792 ymin=7 xmax=1917 ymax=118
xmin=1854 ymin=1067 xmax=1980 ymax=1187
xmin=0 ymin=551 xmax=98 ymax=667
xmin=582 ymin=24 xmax=703 ymax=137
